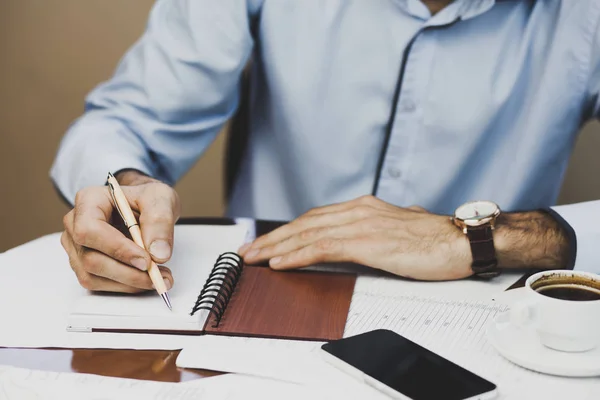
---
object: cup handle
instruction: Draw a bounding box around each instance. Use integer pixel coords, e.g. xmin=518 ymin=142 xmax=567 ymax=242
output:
xmin=509 ymin=300 xmax=538 ymax=329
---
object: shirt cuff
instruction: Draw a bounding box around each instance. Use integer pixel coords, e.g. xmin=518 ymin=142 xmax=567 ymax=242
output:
xmin=541 ymin=207 xmax=576 ymax=271
xmin=549 ymin=201 xmax=600 ymax=274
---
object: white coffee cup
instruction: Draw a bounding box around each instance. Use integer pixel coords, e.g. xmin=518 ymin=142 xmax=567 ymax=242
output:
xmin=510 ymin=269 xmax=600 ymax=352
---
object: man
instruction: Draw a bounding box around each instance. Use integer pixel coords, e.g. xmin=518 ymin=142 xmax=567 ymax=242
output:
xmin=51 ymin=0 xmax=600 ymax=294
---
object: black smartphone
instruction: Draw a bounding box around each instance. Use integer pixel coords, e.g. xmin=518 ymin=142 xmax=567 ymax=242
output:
xmin=320 ymin=329 xmax=497 ymax=400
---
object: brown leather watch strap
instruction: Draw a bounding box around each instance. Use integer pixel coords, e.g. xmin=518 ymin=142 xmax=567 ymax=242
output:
xmin=466 ymin=225 xmax=499 ymax=278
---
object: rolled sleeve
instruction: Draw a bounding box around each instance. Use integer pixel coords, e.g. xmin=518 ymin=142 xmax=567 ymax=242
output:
xmin=50 ymin=0 xmax=261 ymax=204
xmin=50 ymin=116 xmax=156 ymax=204
xmin=550 ymin=201 xmax=600 ymax=274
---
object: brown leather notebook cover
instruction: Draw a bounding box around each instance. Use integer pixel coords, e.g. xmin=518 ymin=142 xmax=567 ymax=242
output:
xmin=202 ymin=266 xmax=356 ymax=341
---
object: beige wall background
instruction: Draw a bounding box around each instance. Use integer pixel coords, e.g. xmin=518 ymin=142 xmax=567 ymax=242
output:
xmin=1 ymin=0 xmax=599 ymax=252
xmin=0 ymin=0 xmax=225 ymax=252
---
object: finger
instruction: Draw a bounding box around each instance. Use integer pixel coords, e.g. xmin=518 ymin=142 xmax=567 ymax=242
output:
xmin=242 ymin=206 xmax=378 ymax=257
xmin=244 ymin=222 xmax=363 ymax=264
xmin=81 ymin=275 xmax=149 ymax=294
xmin=61 ymin=228 xmax=80 ymax=274
xmin=158 ymin=265 xmax=174 ymax=290
xmin=269 ymin=238 xmax=355 ymax=270
xmin=79 ymin=246 xmax=153 ymax=290
xmin=65 ymin=210 xmax=174 ymax=292
xmin=243 ymin=203 xmax=406 ymax=260
xmin=63 ymin=213 xmax=94 ymax=273
xmin=70 ymin=192 xmax=152 ymax=272
xmin=241 ymin=195 xmax=400 ymax=255
xmin=61 ymin=230 xmax=143 ymax=293
xmin=407 ymin=205 xmax=428 ymax=213
xmin=304 ymin=195 xmax=390 ymax=216
xmin=84 ymin=262 xmax=174 ymax=294
xmin=80 ymin=247 xmax=174 ymax=291
xmin=135 ymin=184 xmax=180 ymax=263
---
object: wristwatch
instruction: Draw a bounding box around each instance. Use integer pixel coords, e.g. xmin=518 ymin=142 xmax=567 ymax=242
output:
xmin=452 ymin=200 xmax=501 ymax=279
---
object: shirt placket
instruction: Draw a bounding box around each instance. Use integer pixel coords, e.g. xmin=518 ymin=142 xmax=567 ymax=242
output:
xmin=376 ymin=32 xmax=436 ymax=207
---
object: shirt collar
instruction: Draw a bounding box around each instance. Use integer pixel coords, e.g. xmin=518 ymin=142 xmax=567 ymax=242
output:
xmin=456 ymin=0 xmax=497 ymax=20
xmin=399 ymin=0 xmax=497 ymax=25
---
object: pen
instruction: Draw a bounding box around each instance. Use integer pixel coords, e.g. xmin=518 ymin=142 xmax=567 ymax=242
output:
xmin=106 ymin=172 xmax=172 ymax=310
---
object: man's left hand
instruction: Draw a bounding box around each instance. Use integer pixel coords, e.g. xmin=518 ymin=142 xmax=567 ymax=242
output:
xmin=238 ymin=195 xmax=473 ymax=281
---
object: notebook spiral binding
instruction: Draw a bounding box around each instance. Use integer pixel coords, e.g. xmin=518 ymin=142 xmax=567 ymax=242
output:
xmin=190 ymin=252 xmax=243 ymax=327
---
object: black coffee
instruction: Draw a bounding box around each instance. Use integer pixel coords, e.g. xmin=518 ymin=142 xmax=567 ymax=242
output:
xmin=531 ymin=274 xmax=600 ymax=301
xmin=535 ymin=284 xmax=600 ymax=301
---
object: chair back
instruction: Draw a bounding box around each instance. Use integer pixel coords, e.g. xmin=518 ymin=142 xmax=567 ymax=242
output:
xmin=223 ymin=64 xmax=252 ymax=202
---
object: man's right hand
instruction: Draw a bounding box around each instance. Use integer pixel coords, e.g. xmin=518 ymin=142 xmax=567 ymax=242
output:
xmin=60 ymin=170 xmax=180 ymax=293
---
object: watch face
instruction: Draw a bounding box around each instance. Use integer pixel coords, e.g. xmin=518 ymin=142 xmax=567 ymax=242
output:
xmin=454 ymin=201 xmax=499 ymax=224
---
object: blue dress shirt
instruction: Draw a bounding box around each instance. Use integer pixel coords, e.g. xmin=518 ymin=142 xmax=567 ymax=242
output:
xmin=51 ymin=0 xmax=600 ymax=273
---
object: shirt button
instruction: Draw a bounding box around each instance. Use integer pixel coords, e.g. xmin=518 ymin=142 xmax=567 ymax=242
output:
xmin=388 ymin=167 xmax=402 ymax=178
xmin=401 ymin=99 xmax=416 ymax=112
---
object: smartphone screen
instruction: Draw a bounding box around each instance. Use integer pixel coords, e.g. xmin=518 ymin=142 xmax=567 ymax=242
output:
xmin=321 ymin=329 xmax=496 ymax=400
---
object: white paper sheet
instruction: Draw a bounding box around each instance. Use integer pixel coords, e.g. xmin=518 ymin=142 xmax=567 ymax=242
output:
xmin=0 ymin=364 xmax=211 ymax=400
xmin=67 ymin=223 xmax=250 ymax=332
xmin=178 ymin=291 xmax=600 ymax=400
xmin=177 ymin=336 xmax=329 ymax=384
xmin=0 ymin=365 xmax=385 ymax=400
xmin=352 ymin=272 xmax=522 ymax=302
xmin=0 ymin=225 xmax=248 ymax=350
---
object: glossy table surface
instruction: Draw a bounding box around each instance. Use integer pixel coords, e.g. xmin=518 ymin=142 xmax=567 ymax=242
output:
xmin=0 ymin=217 xmax=532 ymax=382
xmin=0 ymin=348 xmax=219 ymax=382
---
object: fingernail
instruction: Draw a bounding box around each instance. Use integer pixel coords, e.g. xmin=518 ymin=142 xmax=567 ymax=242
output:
xmin=150 ymin=240 xmax=171 ymax=260
xmin=163 ymin=278 xmax=172 ymax=290
xmin=246 ymin=249 xmax=260 ymax=259
xmin=131 ymin=257 xmax=148 ymax=271
xmin=270 ymin=256 xmax=282 ymax=266
xmin=238 ymin=243 xmax=251 ymax=255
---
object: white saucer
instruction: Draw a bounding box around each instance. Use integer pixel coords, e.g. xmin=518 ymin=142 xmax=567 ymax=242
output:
xmin=487 ymin=310 xmax=600 ymax=377
xmin=493 ymin=286 xmax=528 ymax=305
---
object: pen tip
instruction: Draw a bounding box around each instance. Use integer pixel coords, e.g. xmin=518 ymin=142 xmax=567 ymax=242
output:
xmin=161 ymin=293 xmax=172 ymax=311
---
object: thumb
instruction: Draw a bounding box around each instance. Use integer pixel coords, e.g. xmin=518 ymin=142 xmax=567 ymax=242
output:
xmin=128 ymin=183 xmax=181 ymax=264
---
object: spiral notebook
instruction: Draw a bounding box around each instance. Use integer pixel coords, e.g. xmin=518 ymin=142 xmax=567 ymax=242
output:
xmin=66 ymin=224 xmax=356 ymax=341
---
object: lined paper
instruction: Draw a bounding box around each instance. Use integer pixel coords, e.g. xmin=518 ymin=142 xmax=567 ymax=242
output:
xmin=344 ymin=288 xmax=600 ymax=399
xmin=344 ymin=290 xmax=509 ymax=346
xmin=351 ymin=273 xmax=521 ymax=301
